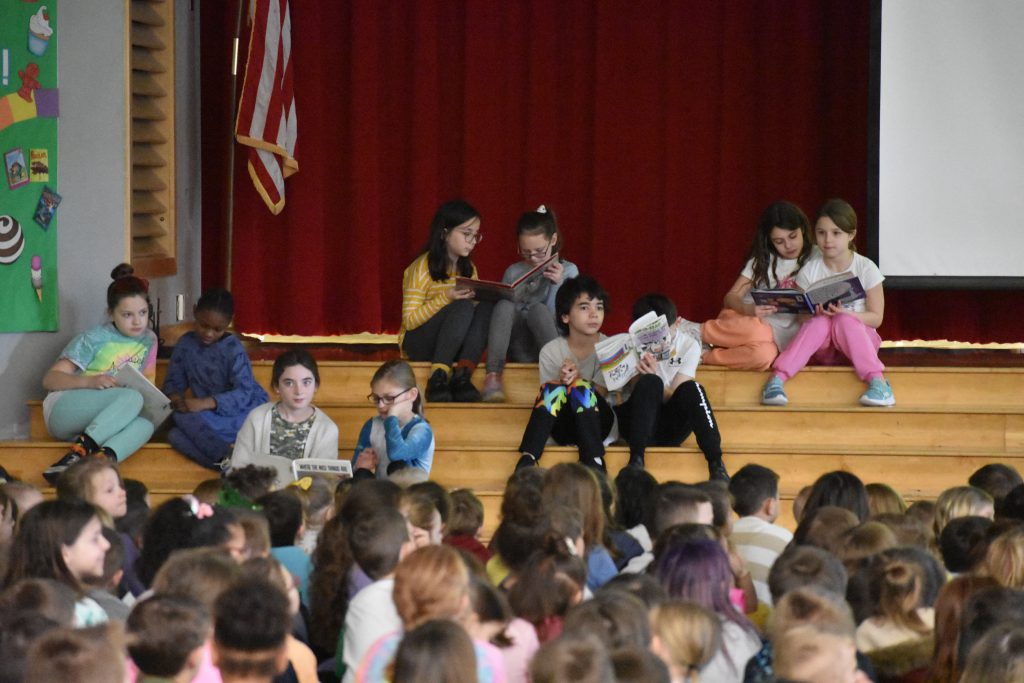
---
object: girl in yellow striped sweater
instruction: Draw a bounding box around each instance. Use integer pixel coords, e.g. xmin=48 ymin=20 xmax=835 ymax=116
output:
xmin=400 ymin=200 xmax=491 ymax=402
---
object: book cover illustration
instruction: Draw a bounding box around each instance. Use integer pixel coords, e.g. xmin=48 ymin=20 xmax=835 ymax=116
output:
xmin=32 ymin=185 xmax=61 ymax=229
xmin=29 ymin=148 xmax=48 ymax=182
xmin=4 ymin=147 xmax=29 ymax=189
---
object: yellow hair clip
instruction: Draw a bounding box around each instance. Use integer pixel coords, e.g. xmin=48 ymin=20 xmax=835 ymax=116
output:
xmin=289 ymin=476 xmax=313 ymax=491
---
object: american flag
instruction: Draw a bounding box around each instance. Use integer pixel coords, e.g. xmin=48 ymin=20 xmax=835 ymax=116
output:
xmin=235 ymin=0 xmax=297 ymax=215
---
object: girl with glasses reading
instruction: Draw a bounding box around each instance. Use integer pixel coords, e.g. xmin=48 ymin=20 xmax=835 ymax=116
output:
xmin=481 ymin=205 xmax=579 ymax=402
xmin=352 ymin=360 xmax=435 ymax=479
xmin=400 ymin=199 xmax=491 ymax=403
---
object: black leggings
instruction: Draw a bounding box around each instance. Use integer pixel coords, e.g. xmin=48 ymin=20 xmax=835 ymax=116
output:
xmin=614 ymin=374 xmax=722 ymax=463
xmin=518 ymin=380 xmax=615 ymax=469
xmin=402 ymin=300 xmax=492 ymax=366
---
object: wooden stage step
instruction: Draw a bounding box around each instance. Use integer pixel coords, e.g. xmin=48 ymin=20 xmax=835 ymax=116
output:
xmin=159 ymin=362 xmax=1024 ymax=410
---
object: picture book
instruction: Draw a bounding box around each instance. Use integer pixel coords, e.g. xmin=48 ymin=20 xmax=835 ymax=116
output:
xmin=454 ymin=253 xmax=558 ymax=302
xmin=4 ymin=147 xmax=28 ymax=189
xmin=33 ymin=185 xmax=61 ymax=230
xmin=29 ymin=149 xmax=49 ymax=182
xmin=751 ymin=271 xmax=866 ymax=314
xmin=594 ymin=311 xmax=675 ymax=391
xmin=114 ymin=365 xmax=173 ymax=428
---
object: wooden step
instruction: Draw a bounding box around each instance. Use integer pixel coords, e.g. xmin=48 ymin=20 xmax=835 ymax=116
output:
xmin=28 ymin=399 xmax=1024 ymax=452
xmin=149 ymin=360 xmax=1024 ymax=410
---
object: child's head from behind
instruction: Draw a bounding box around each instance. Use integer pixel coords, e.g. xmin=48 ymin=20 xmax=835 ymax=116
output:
xmin=866 ymin=482 xmax=907 ymax=516
xmin=815 ymin=198 xmax=858 ymax=255
xmin=349 ymin=507 xmax=411 ymax=580
xmin=56 ymin=458 xmax=126 ymax=522
xmin=768 ymin=545 xmax=849 ymax=604
xmin=772 ymin=624 xmax=864 ymax=683
xmin=969 ymin=463 xmax=1023 ymax=509
xmin=3 ymin=499 xmax=108 ymax=591
xmin=869 ymin=552 xmax=935 ymax=634
xmin=517 ymin=205 xmax=562 ymax=264
xmin=106 ymin=263 xmax=151 ymax=338
xmin=555 ymin=276 xmax=607 ymax=337
xmin=425 ymin=199 xmax=481 ymax=280
xmin=543 ymin=463 xmax=605 ymax=551
xmin=271 ymin=349 xmax=320 ymax=413
xmin=25 ymin=623 xmax=125 ymax=683
xmin=447 ymin=488 xmax=485 ymax=538
xmin=393 ymin=545 xmax=470 ymax=630
xmin=939 ymin=515 xmax=993 ymax=574
xmin=138 ymin=497 xmax=236 ymax=587
xmin=193 ymin=288 xmax=234 ymax=346
xmin=255 ymin=490 xmax=303 ymax=548
xmin=370 ymin=359 xmax=422 ymax=417
xmin=562 ymin=589 xmax=651 ymax=650
xmin=127 ymin=595 xmax=210 ymax=680
xmin=213 ymin=578 xmax=291 ymax=681
xmin=728 ymin=464 xmax=780 ymax=519
xmin=984 ymin=524 xmax=1024 ymax=589
xmin=647 ymin=483 xmax=713 ymax=540
xmin=803 ymin=470 xmax=870 ymax=523
xmin=530 ymin=634 xmax=616 ymax=683
xmin=649 ymin=600 xmax=721 ymax=682
xmin=152 ymin=547 xmax=240 ymax=611
xmin=393 ymin=619 xmax=477 ymax=683
xmin=935 ymin=486 xmax=994 ymax=537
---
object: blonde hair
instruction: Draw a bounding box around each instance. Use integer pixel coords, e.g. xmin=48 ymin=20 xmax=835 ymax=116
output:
xmin=866 ymin=483 xmax=907 ymax=516
xmin=649 ymin=601 xmax=721 ymax=681
xmin=934 ymin=486 xmax=993 ymax=537
xmin=773 ymin=624 xmax=858 ymax=683
xmin=874 ymin=557 xmax=930 ymax=635
xmin=403 ymin=490 xmax=440 ymax=537
xmin=769 ymin=586 xmax=855 ymax=640
xmin=984 ymin=526 xmax=1024 ymax=589
xmin=393 ymin=545 xmax=469 ymax=629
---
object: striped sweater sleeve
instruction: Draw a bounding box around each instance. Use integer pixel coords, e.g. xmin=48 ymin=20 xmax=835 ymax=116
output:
xmin=401 ymin=255 xmax=451 ymax=331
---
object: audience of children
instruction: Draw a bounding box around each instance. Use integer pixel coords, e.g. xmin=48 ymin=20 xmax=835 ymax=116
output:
xmin=482 ymin=205 xmax=579 ymax=402
xmin=163 ymin=288 xmax=269 ymax=470
xmin=41 ymin=264 xmax=160 ymax=482
xmin=3 ymin=458 xmax=1024 ymax=682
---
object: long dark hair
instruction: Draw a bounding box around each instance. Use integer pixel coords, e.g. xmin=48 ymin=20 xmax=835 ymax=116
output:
xmin=2 ymin=499 xmax=99 ymax=593
xmin=422 ymin=199 xmax=479 ymax=281
xmin=746 ymin=201 xmax=813 ymax=289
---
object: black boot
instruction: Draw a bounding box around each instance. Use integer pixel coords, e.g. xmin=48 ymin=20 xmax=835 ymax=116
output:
xmin=707 ymin=458 xmax=730 ymax=483
xmin=626 ymin=453 xmax=645 ymax=470
xmin=449 ymin=366 xmax=482 ymax=403
xmin=426 ymin=368 xmax=453 ymax=403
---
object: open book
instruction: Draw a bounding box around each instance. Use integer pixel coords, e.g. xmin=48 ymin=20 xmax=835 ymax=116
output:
xmin=751 ymin=271 xmax=866 ymax=314
xmin=455 ymin=253 xmax=558 ymax=302
xmin=257 ymin=456 xmax=353 ymax=488
xmin=114 ymin=365 xmax=172 ymax=428
xmin=595 ymin=311 xmax=674 ymax=391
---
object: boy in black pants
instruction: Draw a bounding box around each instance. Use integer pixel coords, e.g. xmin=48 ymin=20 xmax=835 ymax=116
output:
xmin=617 ymin=293 xmax=728 ymax=481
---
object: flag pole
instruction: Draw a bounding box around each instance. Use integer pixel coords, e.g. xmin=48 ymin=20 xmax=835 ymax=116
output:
xmin=224 ymin=0 xmax=246 ymax=290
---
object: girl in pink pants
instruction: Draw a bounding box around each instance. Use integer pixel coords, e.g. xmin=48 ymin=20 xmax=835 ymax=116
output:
xmin=762 ymin=199 xmax=894 ymax=407
xmin=678 ymin=201 xmax=816 ymax=371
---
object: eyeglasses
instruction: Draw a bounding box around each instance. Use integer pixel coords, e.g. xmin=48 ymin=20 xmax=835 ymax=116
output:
xmin=520 ymin=242 xmax=552 ymax=259
xmin=367 ymin=387 xmax=412 ymax=406
xmin=456 ymin=229 xmax=483 ymax=245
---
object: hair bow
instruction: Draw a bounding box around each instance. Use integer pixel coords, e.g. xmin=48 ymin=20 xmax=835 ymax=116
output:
xmin=536 ymin=204 xmax=547 ymax=214
xmin=183 ymin=494 xmax=215 ymax=520
xmin=289 ymin=476 xmax=313 ymax=491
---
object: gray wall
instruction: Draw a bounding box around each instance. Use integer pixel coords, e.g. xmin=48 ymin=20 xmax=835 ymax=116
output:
xmin=0 ymin=0 xmax=200 ymax=440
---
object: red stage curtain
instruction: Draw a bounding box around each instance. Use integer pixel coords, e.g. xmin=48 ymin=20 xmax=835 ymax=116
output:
xmin=200 ymin=1 xmax=1024 ymax=342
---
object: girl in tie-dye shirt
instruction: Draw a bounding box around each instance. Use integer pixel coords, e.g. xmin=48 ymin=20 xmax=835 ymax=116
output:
xmin=42 ymin=264 xmax=158 ymax=483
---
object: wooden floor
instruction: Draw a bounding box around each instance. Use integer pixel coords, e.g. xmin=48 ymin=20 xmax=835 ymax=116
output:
xmin=4 ymin=359 xmax=1023 ymax=534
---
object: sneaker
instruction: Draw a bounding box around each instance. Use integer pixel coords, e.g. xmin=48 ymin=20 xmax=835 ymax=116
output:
xmin=708 ymin=459 xmax=730 ymax=483
xmin=43 ymin=447 xmax=87 ymax=485
xmin=481 ymin=372 xmax=506 ymax=403
xmin=761 ymin=376 xmax=788 ymax=406
xmin=515 ymin=452 xmax=538 ymax=471
xmin=627 ymin=453 xmax=645 ymax=470
xmin=449 ymin=367 xmax=482 ymax=403
xmin=581 ymin=455 xmax=607 ymax=474
xmin=426 ymin=368 xmax=453 ymax=403
xmin=859 ymin=378 xmax=895 ymax=407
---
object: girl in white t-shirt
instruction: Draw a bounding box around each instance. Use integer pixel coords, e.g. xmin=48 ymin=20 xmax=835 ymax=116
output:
xmin=762 ymin=199 xmax=894 ymax=407
xmin=687 ymin=201 xmax=815 ymax=371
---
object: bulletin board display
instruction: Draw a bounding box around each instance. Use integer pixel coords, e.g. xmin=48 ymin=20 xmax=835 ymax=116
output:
xmin=0 ymin=1 xmax=59 ymax=332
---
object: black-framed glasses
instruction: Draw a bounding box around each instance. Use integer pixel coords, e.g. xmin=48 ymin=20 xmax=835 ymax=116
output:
xmin=520 ymin=241 xmax=552 ymax=259
xmin=367 ymin=387 xmax=412 ymax=406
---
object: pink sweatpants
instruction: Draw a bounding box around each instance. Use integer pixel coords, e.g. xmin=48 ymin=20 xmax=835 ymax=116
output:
xmin=701 ymin=309 xmax=778 ymax=371
xmin=772 ymin=312 xmax=884 ymax=382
